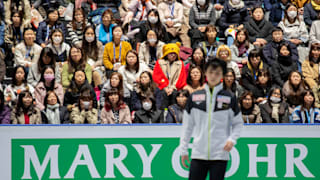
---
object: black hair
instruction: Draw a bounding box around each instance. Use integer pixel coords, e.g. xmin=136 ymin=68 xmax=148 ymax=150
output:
xmin=15 ymin=90 xmax=36 ymax=116
xmin=223 ymin=68 xmax=237 ymax=92
xmin=23 ymin=27 xmax=34 ymax=37
xmin=205 ymin=57 xmax=227 ymax=75
xmin=12 ymin=65 xmax=27 ymax=87
xmin=272 ymin=27 xmax=283 ymax=34
xmin=43 ymin=91 xmax=61 ymax=109
xmin=191 ymin=46 xmax=206 ymax=71
xmin=267 ymin=86 xmax=283 ymax=103
xmin=38 ymin=47 xmax=56 ymax=74
xmin=39 ymin=65 xmax=56 ymax=90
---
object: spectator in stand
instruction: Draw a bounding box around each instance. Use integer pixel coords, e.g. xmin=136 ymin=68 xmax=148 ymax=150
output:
xmin=136 ymin=9 xmax=170 ymax=44
xmin=66 ymin=8 xmax=90 ymax=47
xmin=36 ymin=8 xmax=66 ymax=48
xmin=4 ymin=0 xmax=31 ymax=26
xmin=223 ymin=68 xmax=245 ymax=99
xmin=278 ymin=3 xmax=309 ymax=63
xmin=70 ymin=90 xmax=98 ymax=124
xmin=134 ymin=96 xmax=163 ymax=123
xmin=292 ymin=89 xmax=320 ymax=123
xmin=0 ymin=90 xmax=11 ymax=124
xmin=240 ymin=91 xmax=262 ymax=123
xmin=198 ymin=25 xmax=222 ymax=58
xmin=131 ymin=71 xmax=162 ymax=111
xmin=138 ymin=30 xmax=165 ymax=69
xmin=270 ymin=42 xmax=298 ymax=87
xmin=47 ymin=29 xmax=71 ymax=69
xmin=166 ymin=89 xmax=189 ymax=123
xmin=153 ymin=42 xmax=187 ymax=109
xmin=259 ymin=86 xmax=290 ymax=123
xmin=302 ymin=43 xmax=320 ymax=90
xmin=254 ymin=69 xmax=273 ymax=103
xmin=4 ymin=10 xmax=27 ymax=60
xmin=183 ymin=65 xmax=205 ymax=94
xmin=283 ymin=71 xmax=307 ymax=112
xmin=124 ymin=0 xmax=156 ymax=23
xmin=118 ymin=50 xmax=150 ymax=96
xmin=61 ymin=46 xmax=92 ymax=89
xmin=103 ymin=25 xmax=132 ymax=73
xmin=244 ymin=6 xmax=273 ymax=47
xmin=14 ymin=27 xmax=42 ymax=68
xmin=27 ymin=47 xmax=61 ymax=87
xmin=34 ymin=66 xmax=64 ymax=111
xmin=185 ymin=47 xmax=206 ymax=74
xmin=216 ymin=45 xmax=241 ymax=80
xmin=63 ymin=70 xmax=97 ymax=112
xmin=100 ymin=88 xmax=131 ymax=124
xmin=96 ymin=9 xmax=117 ymax=46
xmin=309 ymin=15 xmax=320 ymax=44
xmin=262 ymin=27 xmax=299 ymax=66
xmin=11 ymin=90 xmax=42 ymax=124
xmin=218 ymin=0 xmax=249 ymax=46
xmin=268 ymin=0 xmax=290 ymax=26
xmin=100 ymin=72 xmax=130 ymax=108
xmin=188 ymin=0 xmax=216 ymax=47
xmin=230 ymin=28 xmax=254 ymax=67
xmin=4 ymin=65 xmax=34 ymax=108
xmin=41 ymin=91 xmax=69 ymax=124
xmin=241 ymin=49 xmax=269 ymax=101
xmin=158 ymin=0 xmax=191 ymax=47
xmin=304 ymin=0 xmax=320 ymax=27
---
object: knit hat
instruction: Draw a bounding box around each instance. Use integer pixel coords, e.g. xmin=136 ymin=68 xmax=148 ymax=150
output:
xmin=161 ymin=42 xmax=181 ymax=60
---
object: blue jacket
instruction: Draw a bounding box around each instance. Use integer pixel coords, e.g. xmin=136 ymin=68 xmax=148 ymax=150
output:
xmin=264 ymin=0 xmax=278 ymax=11
xmin=269 ymin=2 xmax=285 ymax=26
xmin=292 ymin=106 xmax=320 ymax=123
xmin=243 ymin=0 xmax=263 ymax=9
xmin=218 ymin=1 xmax=249 ymax=32
xmin=36 ymin=21 xmax=67 ymax=45
xmin=130 ymin=88 xmax=162 ymax=111
xmin=303 ymin=3 xmax=319 ymax=27
xmin=262 ymin=40 xmax=299 ymax=66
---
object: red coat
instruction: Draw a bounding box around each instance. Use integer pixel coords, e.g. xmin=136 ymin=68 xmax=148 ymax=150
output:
xmin=152 ymin=59 xmax=187 ymax=90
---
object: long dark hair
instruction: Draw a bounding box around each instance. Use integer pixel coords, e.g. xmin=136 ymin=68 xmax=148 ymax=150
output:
xmin=256 ymin=69 xmax=272 ymax=87
xmin=278 ymin=41 xmax=292 ymax=56
xmin=38 ymin=47 xmax=56 ymax=74
xmin=301 ymin=89 xmax=315 ymax=111
xmin=67 ymin=46 xmax=86 ymax=73
xmin=136 ymin=71 xmax=157 ymax=97
xmin=240 ymin=91 xmax=255 ymax=113
xmin=146 ymin=9 xmax=165 ymax=41
xmin=125 ymin=50 xmax=139 ymax=72
xmin=104 ymin=88 xmax=126 ymax=111
xmin=267 ymin=86 xmax=283 ymax=103
xmin=309 ymin=43 xmax=320 ymax=65
xmin=10 ymin=9 xmax=23 ymax=26
xmin=45 ymin=8 xmax=60 ymax=24
xmin=187 ymin=64 xmax=205 ymax=87
xmin=43 ymin=91 xmax=61 ymax=109
xmin=38 ymin=65 xmax=56 ymax=89
xmin=82 ymin=25 xmax=99 ymax=61
xmin=12 ymin=65 xmax=28 ymax=87
xmin=283 ymin=3 xmax=300 ymax=23
xmin=15 ymin=90 xmax=36 ymax=116
xmin=234 ymin=28 xmax=250 ymax=49
xmin=223 ymin=68 xmax=237 ymax=92
xmin=191 ymin=46 xmax=206 ymax=71
xmin=50 ymin=28 xmax=65 ymax=45
xmin=71 ymin=8 xmax=87 ymax=31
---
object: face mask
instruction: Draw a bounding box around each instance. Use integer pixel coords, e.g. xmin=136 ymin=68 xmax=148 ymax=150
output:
xmin=148 ymin=16 xmax=158 ymax=24
xmin=83 ymin=101 xmax=90 ymax=110
xmin=148 ymin=38 xmax=157 ymax=44
xmin=270 ymin=96 xmax=281 ymax=103
xmin=44 ymin=74 xmax=55 ymax=82
xmin=85 ymin=36 xmax=95 ymax=43
xmin=52 ymin=37 xmax=62 ymax=44
xmin=197 ymin=0 xmax=206 ymax=6
xmin=231 ymin=0 xmax=240 ymax=5
xmin=143 ymin=102 xmax=152 ymax=111
xmin=287 ymin=11 xmax=297 ymax=19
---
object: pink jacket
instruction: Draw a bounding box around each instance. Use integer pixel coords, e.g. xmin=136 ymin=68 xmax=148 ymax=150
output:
xmin=34 ymin=82 xmax=64 ymax=111
xmin=100 ymin=105 xmax=132 ymax=124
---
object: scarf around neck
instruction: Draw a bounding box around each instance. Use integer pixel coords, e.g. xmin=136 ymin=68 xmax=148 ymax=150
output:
xmin=45 ymin=104 xmax=60 ymax=124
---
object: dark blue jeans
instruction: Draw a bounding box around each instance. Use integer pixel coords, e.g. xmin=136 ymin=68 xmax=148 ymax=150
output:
xmin=189 ymin=159 xmax=228 ymax=180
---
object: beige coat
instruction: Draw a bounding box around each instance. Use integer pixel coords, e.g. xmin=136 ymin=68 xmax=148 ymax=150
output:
xmin=14 ymin=42 xmax=42 ymax=66
xmin=4 ymin=0 xmax=31 ymax=27
xmin=11 ymin=107 xmax=42 ymax=124
xmin=138 ymin=41 xmax=165 ymax=65
xmin=70 ymin=107 xmax=98 ymax=124
xmin=302 ymin=59 xmax=319 ymax=89
xmin=158 ymin=59 xmax=184 ymax=90
xmin=100 ymin=105 xmax=131 ymax=124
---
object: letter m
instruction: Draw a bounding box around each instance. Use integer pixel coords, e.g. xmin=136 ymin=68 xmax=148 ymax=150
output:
xmin=21 ymin=145 xmax=60 ymax=179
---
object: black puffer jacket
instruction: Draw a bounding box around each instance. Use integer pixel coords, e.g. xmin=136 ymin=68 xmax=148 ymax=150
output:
xmin=270 ymin=55 xmax=298 ymax=87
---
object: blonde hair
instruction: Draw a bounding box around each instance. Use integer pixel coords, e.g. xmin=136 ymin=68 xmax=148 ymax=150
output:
xmin=216 ymin=45 xmax=231 ymax=61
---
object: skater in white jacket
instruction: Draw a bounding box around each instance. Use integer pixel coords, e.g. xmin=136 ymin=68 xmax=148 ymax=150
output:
xmin=180 ymin=58 xmax=243 ymax=180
